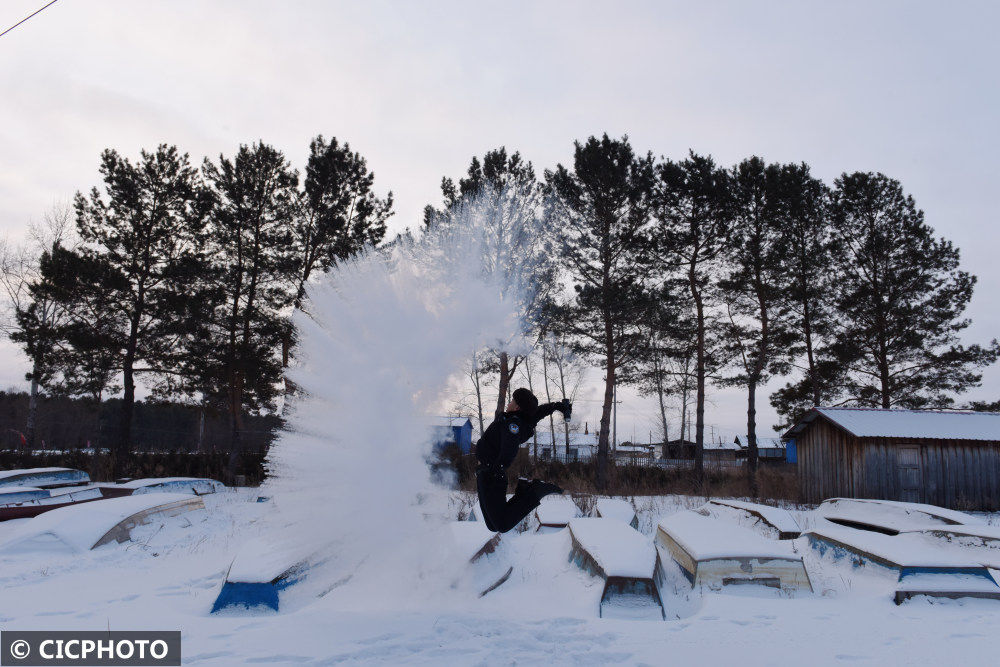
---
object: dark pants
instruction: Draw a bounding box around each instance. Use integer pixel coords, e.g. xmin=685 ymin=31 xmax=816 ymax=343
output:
xmin=476 ymin=467 xmax=540 ymax=533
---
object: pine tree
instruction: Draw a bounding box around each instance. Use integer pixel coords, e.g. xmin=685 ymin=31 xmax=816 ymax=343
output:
xmin=429 ymin=147 xmax=554 ymax=418
xmin=769 ymin=163 xmax=839 ymax=428
xmin=545 ymin=135 xmax=655 ymax=490
xmin=827 ymin=172 xmax=997 ymax=408
xmin=19 ymin=243 xmax=122 ymax=405
xmin=67 ymin=145 xmax=210 ymax=474
xmin=201 ymin=142 xmax=299 ymax=476
xmin=650 ymin=152 xmax=731 ymax=481
xmin=717 ymin=157 xmax=795 ymax=495
xmin=291 ymin=136 xmax=393 ymax=314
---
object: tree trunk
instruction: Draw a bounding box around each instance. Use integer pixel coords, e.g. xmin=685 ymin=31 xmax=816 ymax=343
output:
xmin=471 ymin=353 xmax=485 ymax=438
xmin=690 ymin=264 xmax=706 ymax=484
xmin=747 ymin=379 xmax=759 ymax=497
xmin=116 ymin=316 xmax=140 ymax=478
xmin=495 ymin=352 xmax=510 ymax=419
xmin=556 ymin=351 xmax=571 ymax=458
xmin=657 ymin=380 xmax=669 ymax=456
xmin=197 ymin=402 xmax=206 ymax=453
xmin=597 ymin=314 xmax=615 ymax=491
xmin=523 ymin=355 xmax=538 ymax=460
xmin=541 ymin=348 xmax=556 ymax=459
xmin=802 ymin=298 xmax=821 ymax=406
xmin=26 ymin=367 xmax=39 ymax=449
xmin=227 ymin=372 xmax=246 ymax=479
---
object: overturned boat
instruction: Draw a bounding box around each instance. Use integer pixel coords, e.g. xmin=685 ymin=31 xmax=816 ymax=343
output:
xmin=0 ymin=467 xmax=90 ymax=490
xmin=568 ymin=518 xmax=664 ymax=619
xmin=656 ymin=511 xmax=812 ymax=592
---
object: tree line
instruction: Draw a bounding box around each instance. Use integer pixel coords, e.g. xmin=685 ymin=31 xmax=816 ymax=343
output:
xmin=424 ymin=136 xmax=997 ymax=494
xmin=2 ymin=133 xmax=995 ymax=492
xmin=2 ymin=138 xmax=392 ymax=476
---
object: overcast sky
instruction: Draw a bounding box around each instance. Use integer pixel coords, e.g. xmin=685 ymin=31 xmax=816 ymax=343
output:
xmin=2 ymin=0 xmax=999 ymax=440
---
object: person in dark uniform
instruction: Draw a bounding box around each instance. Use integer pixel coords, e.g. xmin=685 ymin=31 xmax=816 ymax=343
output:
xmin=475 ymin=387 xmax=571 ymax=532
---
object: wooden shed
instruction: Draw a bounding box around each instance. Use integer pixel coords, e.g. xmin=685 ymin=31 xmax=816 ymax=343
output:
xmin=784 ymin=407 xmax=1000 ymax=511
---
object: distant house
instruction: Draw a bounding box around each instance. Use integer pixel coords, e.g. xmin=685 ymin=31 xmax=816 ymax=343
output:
xmin=662 ymin=439 xmax=696 ymax=459
xmin=703 ymin=439 xmax=743 ymax=461
xmin=784 ymin=407 xmax=1000 ymax=510
xmin=430 ymin=416 xmax=473 ymax=454
xmin=614 ymin=442 xmax=658 ymax=463
xmin=533 ymin=431 xmax=598 ymax=462
xmin=733 ymin=436 xmax=787 ymax=462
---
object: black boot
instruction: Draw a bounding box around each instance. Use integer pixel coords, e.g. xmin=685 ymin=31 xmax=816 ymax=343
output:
xmin=529 ymin=479 xmax=564 ymax=501
xmin=515 ymin=478 xmax=532 ymax=497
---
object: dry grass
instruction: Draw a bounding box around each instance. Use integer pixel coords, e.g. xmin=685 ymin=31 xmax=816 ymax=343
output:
xmin=443 ymin=447 xmax=800 ymax=503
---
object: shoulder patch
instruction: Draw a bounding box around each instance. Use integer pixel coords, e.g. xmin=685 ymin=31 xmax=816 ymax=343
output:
xmin=508 ymin=422 xmax=520 ymax=435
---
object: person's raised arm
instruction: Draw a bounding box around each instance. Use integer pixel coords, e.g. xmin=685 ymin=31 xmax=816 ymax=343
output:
xmin=532 ymin=399 xmax=572 ymax=423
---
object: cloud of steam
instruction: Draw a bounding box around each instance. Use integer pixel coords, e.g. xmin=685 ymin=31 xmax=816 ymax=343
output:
xmin=261 ymin=191 xmax=535 ymax=606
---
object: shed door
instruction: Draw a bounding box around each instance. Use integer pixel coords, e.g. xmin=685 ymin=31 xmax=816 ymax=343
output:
xmin=898 ymin=446 xmax=922 ymax=503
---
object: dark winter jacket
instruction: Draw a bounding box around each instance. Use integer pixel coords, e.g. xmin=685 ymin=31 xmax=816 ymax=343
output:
xmin=475 ymin=401 xmax=568 ymax=471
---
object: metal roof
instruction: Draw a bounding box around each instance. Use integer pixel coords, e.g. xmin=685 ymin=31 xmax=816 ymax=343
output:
xmin=733 ymin=436 xmax=786 ymax=450
xmin=784 ymin=407 xmax=1000 ymax=441
xmin=429 ymin=416 xmax=472 ymax=428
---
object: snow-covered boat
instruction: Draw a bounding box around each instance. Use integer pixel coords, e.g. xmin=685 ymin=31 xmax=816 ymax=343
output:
xmin=656 ymin=511 xmax=812 ymax=592
xmin=449 ymin=521 xmax=512 ymax=597
xmin=0 ymin=487 xmax=104 ymax=521
xmin=804 ymin=523 xmax=1000 ymax=603
xmin=212 ymin=538 xmax=313 ymax=613
xmin=568 ymin=518 xmax=664 ymax=619
xmin=818 ymin=497 xmax=979 ymax=535
xmin=97 ymin=477 xmax=225 ymax=498
xmin=534 ymin=495 xmax=580 ymax=533
xmin=706 ymin=499 xmax=802 ymax=539
xmin=0 ymin=492 xmax=205 ymax=553
xmin=0 ymin=486 xmax=50 ymax=504
xmin=591 ymin=498 xmax=639 ymax=529
xmin=0 ymin=467 xmax=90 ymax=490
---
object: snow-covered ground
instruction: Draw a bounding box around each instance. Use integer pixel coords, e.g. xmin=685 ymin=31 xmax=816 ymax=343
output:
xmin=1 ymin=490 xmax=999 ymax=666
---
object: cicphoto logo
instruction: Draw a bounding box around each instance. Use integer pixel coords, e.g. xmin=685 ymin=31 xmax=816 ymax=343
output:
xmin=1 ymin=631 xmax=180 ymax=666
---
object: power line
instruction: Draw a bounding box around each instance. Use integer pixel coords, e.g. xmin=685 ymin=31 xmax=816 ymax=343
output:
xmin=0 ymin=0 xmax=58 ymax=40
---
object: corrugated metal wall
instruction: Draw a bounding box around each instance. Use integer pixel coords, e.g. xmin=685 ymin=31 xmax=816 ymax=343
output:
xmin=797 ymin=417 xmax=1000 ymax=510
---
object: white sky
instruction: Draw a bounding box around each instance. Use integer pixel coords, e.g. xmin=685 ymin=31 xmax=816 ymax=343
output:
xmin=2 ymin=0 xmax=999 ymax=440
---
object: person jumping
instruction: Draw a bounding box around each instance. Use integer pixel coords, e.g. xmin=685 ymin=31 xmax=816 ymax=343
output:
xmin=475 ymin=387 xmax=571 ymax=533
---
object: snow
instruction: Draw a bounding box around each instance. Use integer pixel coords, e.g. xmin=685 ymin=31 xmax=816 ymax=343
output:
xmin=819 ymin=498 xmax=978 ymax=533
xmin=658 ymin=510 xmax=796 ymax=561
xmin=703 ymin=440 xmax=743 ymax=451
xmin=799 ymin=406 xmax=1000 ymax=441
xmin=224 ymin=536 xmax=314 ymax=584
xmin=120 ymin=477 xmax=226 ymax=495
xmin=0 ymin=493 xmax=202 ymax=554
xmin=2 ymin=492 xmax=1000 ymax=664
xmin=593 ymin=498 xmax=638 ymax=525
xmin=913 ymin=524 xmax=1000 ymax=542
xmin=568 ymin=518 xmax=654 ymax=578
xmin=806 ymin=524 xmax=985 ymax=568
xmin=535 ymin=495 xmax=581 ymax=526
xmin=449 ymin=520 xmax=498 ymax=562
xmin=734 ymin=436 xmax=786 ymax=449
xmin=0 ymin=489 xmax=1000 ymax=667
xmin=0 ymin=467 xmax=89 ymax=487
xmin=2 ymin=487 xmax=101 ymax=509
xmin=897 ymin=571 xmax=1000 ymax=595
xmin=825 ymin=498 xmax=982 ymax=526
xmin=0 ymin=486 xmax=50 ymax=504
xmin=708 ymin=499 xmax=801 ymax=535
